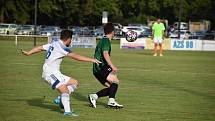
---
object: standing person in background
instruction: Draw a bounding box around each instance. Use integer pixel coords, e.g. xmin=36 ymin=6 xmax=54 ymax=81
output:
xmin=152 ymin=18 xmax=166 ymax=56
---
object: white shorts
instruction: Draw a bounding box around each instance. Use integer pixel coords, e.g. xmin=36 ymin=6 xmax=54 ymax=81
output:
xmin=153 ymin=37 xmax=163 ymax=44
xmin=42 ymin=64 xmax=70 ymax=89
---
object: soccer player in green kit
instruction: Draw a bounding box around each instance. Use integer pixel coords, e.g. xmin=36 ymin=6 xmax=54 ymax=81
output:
xmin=88 ymin=22 xmax=123 ymax=108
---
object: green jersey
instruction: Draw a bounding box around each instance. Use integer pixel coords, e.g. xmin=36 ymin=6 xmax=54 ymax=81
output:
xmin=152 ymin=22 xmax=165 ymax=37
xmin=93 ymin=37 xmax=111 ymax=73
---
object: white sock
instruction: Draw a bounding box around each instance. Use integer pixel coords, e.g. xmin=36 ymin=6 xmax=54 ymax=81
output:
xmin=61 ymin=93 xmax=71 ymax=113
xmin=67 ymin=85 xmax=77 ymax=94
xmin=109 ymin=98 xmax=115 ymax=103
xmin=56 ymin=96 xmax=61 ymax=99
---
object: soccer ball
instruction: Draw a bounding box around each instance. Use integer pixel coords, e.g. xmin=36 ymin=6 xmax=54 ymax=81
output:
xmin=125 ymin=30 xmax=137 ymax=42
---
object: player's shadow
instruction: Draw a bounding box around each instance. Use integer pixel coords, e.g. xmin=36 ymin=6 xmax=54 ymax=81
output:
xmin=73 ymin=92 xmax=107 ymax=108
xmin=8 ymin=98 xmax=61 ymax=114
xmin=26 ymin=98 xmax=61 ymax=113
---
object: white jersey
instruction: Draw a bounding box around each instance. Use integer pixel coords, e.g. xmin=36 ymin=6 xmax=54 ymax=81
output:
xmin=42 ymin=40 xmax=71 ymax=72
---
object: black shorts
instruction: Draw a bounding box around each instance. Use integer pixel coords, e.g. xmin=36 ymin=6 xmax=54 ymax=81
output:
xmin=93 ymin=65 xmax=112 ymax=86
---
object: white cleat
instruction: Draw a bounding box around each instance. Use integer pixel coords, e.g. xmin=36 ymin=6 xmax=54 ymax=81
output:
xmin=153 ymin=53 xmax=157 ymax=56
xmin=107 ymin=98 xmax=123 ymax=109
xmin=88 ymin=94 xmax=98 ymax=108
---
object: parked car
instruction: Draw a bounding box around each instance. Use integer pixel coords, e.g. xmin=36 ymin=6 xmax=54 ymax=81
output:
xmin=94 ymin=27 xmax=104 ymax=38
xmin=173 ymin=22 xmax=188 ymax=30
xmin=115 ymin=29 xmax=123 ymax=37
xmin=169 ymin=30 xmax=191 ymax=39
xmin=122 ymin=26 xmax=150 ymax=38
xmin=141 ymin=28 xmax=152 ymax=37
xmin=71 ymin=27 xmax=91 ymax=36
xmin=14 ymin=25 xmax=35 ymax=35
xmin=40 ymin=26 xmax=61 ymax=36
xmin=200 ymin=33 xmax=215 ymax=40
xmin=209 ymin=30 xmax=215 ymax=36
xmin=113 ymin=23 xmax=123 ymax=30
xmin=0 ymin=23 xmax=17 ymax=34
xmin=128 ymin=23 xmax=146 ymax=29
xmin=81 ymin=27 xmax=91 ymax=36
xmin=189 ymin=31 xmax=206 ymax=39
xmin=113 ymin=23 xmax=123 ymax=36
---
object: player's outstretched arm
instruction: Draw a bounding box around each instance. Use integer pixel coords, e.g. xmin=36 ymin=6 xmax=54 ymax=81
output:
xmin=67 ymin=53 xmax=101 ymax=65
xmin=21 ymin=46 xmax=45 ymax=56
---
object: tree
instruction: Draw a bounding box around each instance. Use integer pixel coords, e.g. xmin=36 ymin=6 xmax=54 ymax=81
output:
xmin=0 ymin=0 xmax=30 ymax=23
xmin=0 ymin=0 xmax=214 ymax=28
xmin=189 ymin=0 xmax=212 ymax=20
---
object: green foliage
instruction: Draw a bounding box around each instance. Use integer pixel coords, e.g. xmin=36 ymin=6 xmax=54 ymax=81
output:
xmin=0 ymin=0 xmax=30 ymax=23
xmin=0 ymin=0 xmax=214 ymax=26
xmin=189 ymin=0 xmax=212 ymax=20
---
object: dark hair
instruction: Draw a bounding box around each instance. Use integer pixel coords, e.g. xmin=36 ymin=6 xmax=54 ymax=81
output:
xmin=104 ymin=22 xmax=114 ymax=35
xmin=60 ymin=30 xmax=73 ymax=41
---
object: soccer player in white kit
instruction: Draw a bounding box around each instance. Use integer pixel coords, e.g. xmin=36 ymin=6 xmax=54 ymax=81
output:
xmin=22 ymin=30 xmax=101 ymax=116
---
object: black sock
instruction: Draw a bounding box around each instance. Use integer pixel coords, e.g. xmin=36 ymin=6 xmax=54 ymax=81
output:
xmin=96 ymin=88 xmax=109 ymax=98
xmin=109 ymin=83 xmax=118 ymax=98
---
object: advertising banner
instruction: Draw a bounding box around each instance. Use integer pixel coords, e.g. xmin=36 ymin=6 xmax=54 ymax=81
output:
xmin=145 ymin=38 xmax=171 ymax=50
xmin=120 ymin=37 xmax=215 ymax=51
xmin=72 ymin=36 xmax=96 ymax=48
xmin=120 ymin=38 xmax=146 ymax=49
xmin=202 ymin=40 xmax=215 ymax=51
xmin=171 ymin=39 xmax=197 ymax=50
xmin=51 ymin=36 xmax=96 ymax=48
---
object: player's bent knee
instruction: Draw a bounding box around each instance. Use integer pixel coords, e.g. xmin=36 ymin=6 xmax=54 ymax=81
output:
xmin=57 ymin=85 xmax=69 ymax=94
xmin=73 ymin=80 xmax=79 ymax=86
xmin=107 ymin=77 xmax=119 ymax=84
xmin=68 ymin=79 xmax=79 ymax=86
xmin=107 ymin=74 xmax=118 ymax=81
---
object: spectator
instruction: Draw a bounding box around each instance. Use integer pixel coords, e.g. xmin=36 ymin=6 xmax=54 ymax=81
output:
xmin=152 ymin=18 xmax=166 ymax=56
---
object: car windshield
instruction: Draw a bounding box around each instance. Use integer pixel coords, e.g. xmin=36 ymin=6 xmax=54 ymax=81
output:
xmin=173 ymin=31 xmax=186 ymax=34
xmin=128 ymin=24 xmax=143 ymax=26
xmin=0 ymin=25 xmax=9 ymax=28
xmin=22 ymin=26 xmax=32 ymax=30
xmin=143 ymin=29 xmax=151 ymax=33
xmin=73 ymin=28 xmax=81 ymax=32
xmin=127 ymin=28 xmax=142 ymax=31
xmin=44 ymin=27 xmax=58 ymax=31
xmin=195 ymin=31 xmax=205 ymax=35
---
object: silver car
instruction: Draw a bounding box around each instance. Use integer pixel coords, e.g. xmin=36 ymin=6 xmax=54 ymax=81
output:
xmin=0 ymin=23 xmax=17 ymax=34
xmin=15 ymin=25 xmax=35 ymax=35
xmin=40 ymin=26 xmax=61 ymax=36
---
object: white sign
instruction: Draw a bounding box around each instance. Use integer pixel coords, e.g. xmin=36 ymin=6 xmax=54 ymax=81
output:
xmin=72 ymin=36 xmax=96 ymax=48
xmin=170 ymin=39 xmax=215 ymax=51
xmin=102 ymin=11 xmax=108 ymax=24
xmin=202 ymin=40 xmax=215 ymax=51
xmin=51 ymin=36 xmax=96 ymax=48
xmin=102 ymin=18 xmax=108 ymax=24
xmin=171 ymin=39 xmax=196 ymax=50
xmin=120 ymin=38 xmax=146 ymax=49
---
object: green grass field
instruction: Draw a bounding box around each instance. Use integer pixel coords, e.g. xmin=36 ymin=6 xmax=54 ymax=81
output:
xmin=0 ymin=37 xmax=215 ymax=121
